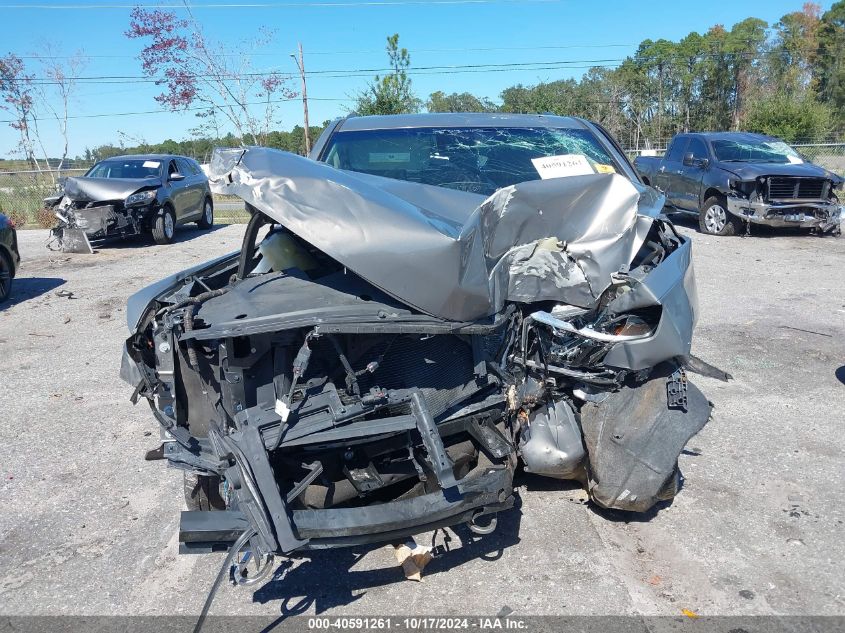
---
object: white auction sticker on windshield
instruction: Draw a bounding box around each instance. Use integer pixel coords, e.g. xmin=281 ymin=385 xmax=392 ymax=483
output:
xmin=531 ymin=154 xmax=594 ymax=179
xmin=142 ymin=160 xmax=161 ymax=168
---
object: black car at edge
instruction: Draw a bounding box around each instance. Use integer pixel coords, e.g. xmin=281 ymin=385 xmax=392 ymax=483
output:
xmin=0 ymin=212 xmax=20 ymax=303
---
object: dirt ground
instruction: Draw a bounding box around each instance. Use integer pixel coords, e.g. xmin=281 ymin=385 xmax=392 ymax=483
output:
xmin=1 ymin=220 xmax=843 ymax=620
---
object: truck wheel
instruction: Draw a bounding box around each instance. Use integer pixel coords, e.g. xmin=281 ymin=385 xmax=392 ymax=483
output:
xmin=699 ymin=196 xmax=741 ymax=236
xmin=183 ymin=472 xmax=226 ymax=511
xmin=196 ymin=198 xmax=213 ymax=229
xmin=152 ymin=206 xmax=176 ymax=244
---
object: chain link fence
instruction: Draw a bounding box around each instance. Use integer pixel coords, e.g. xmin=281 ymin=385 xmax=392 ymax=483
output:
xmin=0 ymin=168 xmax=86 ymax=228
xmin=793 ymin=143 xmax=845 ymax=174
xmin=3 ymin=142 xmax=844 ymax=227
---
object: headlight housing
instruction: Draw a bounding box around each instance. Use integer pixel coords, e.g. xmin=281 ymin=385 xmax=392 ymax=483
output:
xmin=125 ymin=189 xmax=156 ymax=206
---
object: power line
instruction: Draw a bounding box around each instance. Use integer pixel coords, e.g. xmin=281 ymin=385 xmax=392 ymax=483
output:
xmin=0 ymin=48 xmax=773 ymax=124
xmin=0 ymin=92 xmax=648 ymax=125
xmin=1 ymin=0 xmax=561 ymax=9
xmin=14 ymin=59 xmax=625 ymax=83
xmin=7 ymin=51 xmax=767 ymax=85
xmin=16 ymin=43 xmax=639 ymax=60
xmin=10 ymin=37 xmax=770 ymax=60
xmin=0 ymin=96 xmax=352 ymax=124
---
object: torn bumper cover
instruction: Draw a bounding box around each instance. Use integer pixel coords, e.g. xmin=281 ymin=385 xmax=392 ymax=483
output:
xmin=122 ymin=147 xmax=712 ymax=559
xmin=726 ymin=195 xmax=842 ymax=232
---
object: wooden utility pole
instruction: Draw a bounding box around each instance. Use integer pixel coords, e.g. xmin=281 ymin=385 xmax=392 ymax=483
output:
xmin=292 ymin=43 xmax=311 ymax=155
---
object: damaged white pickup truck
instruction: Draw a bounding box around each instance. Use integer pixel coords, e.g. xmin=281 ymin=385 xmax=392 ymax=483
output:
xmin=120 ymin=114 xmax=716 ymax=596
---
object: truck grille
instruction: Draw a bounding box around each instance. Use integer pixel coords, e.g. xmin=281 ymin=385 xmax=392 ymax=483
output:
xmin=767 ymin=177 xmax=826 ymax=200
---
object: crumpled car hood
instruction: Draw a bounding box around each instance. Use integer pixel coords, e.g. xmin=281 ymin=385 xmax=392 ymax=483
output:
xmin=720 ymin=160 xmax=843 ymax=183
xmin=210 ymin=147 xmax=663 ymax=322
xmin=62 ymin=176 xmax=159 ymax=202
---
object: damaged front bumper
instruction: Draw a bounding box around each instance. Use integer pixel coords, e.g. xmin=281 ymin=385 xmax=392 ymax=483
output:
xmin=128 ymin=305 xmax=521 ymax=556
xmin=181 ymin=464 xmax=513 ymax=554
xmin=49 ymin=203 xmax=154 ymax=252
xmin=726 ymin=196 xmax=842 ymax=232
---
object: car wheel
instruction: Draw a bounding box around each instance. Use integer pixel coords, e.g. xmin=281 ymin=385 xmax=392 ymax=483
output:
xmin=699 ymin=196 xmax=741 ymax=236
xmin=197 ymin=198 xmax=214 ymax=229
xmin=152 ymin=206 xmax=176 ymax=244
xmin=0 ymin=252 xmax=12 ymax=304
xmin=183 ymin=472 xmax=226 ymax=511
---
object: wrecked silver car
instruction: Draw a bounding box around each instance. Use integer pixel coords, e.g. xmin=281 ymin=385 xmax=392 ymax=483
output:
xmin=45 ymin=154 xmax=213 ymax=252
xmin=121 ymin=114 xmax=713 ymax=590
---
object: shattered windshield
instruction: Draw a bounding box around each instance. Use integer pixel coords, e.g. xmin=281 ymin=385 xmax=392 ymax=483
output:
xmin=322 ymin=127 xmax=622 ymax=195
xmin=86 ymin=159 xmax=162 ymax=179
xmin=712 ymin=139 xmax=804 ymax=164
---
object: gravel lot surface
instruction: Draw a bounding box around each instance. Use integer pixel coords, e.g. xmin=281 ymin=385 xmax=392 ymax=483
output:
xmin=1 ymin=221 xmax=843 ymax=619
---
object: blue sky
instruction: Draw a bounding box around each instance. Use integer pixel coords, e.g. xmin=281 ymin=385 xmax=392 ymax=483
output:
xmin=0 ymin=0 xmax=829 ymax=158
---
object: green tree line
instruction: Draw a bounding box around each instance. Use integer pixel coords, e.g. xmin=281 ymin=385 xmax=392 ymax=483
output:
xmin=82 ymin=124 xmax=328 ymax=164
xmin=359 ymin=2 xmax=845 ymax=146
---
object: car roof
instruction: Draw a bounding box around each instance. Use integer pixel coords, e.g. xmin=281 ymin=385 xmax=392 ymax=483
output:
xmin=101 ymin=154 xmax=195 ymax=162
xmin=336 ymin=112 xmax=590 ymax=131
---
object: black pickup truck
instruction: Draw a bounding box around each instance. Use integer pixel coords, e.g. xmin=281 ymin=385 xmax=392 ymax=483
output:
xmin=634 ymin=132 xmax=843 ymax=236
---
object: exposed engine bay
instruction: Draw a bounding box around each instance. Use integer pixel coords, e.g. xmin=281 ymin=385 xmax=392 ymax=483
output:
xmin=121 ymin=147 xmax=713 ymax=574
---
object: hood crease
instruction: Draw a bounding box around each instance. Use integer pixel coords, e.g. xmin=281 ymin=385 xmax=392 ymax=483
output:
xmin=210 ymin=147 xmax=661 ymax=322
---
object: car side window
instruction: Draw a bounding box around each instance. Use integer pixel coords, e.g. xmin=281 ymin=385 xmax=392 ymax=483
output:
xmin=176 ymin=158 xmax=192 ymax=176
xmin=665 ymin=137 xmax=688 ymax=163
xmin=687 ymin=138 xmax=708 ymax=161
xmin=167 ymin=160 xmax=177 ymax=177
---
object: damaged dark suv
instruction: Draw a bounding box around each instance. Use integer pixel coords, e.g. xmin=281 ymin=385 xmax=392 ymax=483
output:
xmin=45 ymin=154 xmax=213 ymax=252
xmin=121 ymin=114 xmax=713 ymax=587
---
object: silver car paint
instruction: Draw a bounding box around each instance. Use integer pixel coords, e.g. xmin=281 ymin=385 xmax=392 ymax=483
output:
xmin=209 ymin=147 xmax=672 ymax=323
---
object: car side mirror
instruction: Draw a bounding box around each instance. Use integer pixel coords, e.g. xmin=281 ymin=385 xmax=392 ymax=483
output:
xmin=169 ymin=172 xmax=185 ymax=182
xmin=683 ymin=152 xmax=695 ymax=167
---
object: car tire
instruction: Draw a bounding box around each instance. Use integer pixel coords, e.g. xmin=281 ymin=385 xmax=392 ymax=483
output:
xmin=699 ymin=195 xmax=742 ymax=236
xmin=0 ymin=251 xmax=12 ymax=304
xmin=197 ymin=197 xmax=214 ymax=229
xmin=183 ymin=472 xmax=226 ymax=511
xmin=152 ymin=206 xmax=176 ymax=245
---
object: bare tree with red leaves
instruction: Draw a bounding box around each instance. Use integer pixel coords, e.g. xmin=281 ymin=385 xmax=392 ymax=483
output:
xmin=0 ymin=53 xmax=40 ymax=170
xmin=126 ymin=2 xmax=296 ymax=146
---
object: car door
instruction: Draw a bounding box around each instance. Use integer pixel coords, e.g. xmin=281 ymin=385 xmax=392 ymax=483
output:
xmin=675 ymin=137 xmax=710 ymax=211
xmin=176 ymin=158 xmax=204 ymax=218
xmin=655 ymin=136 xmax=688 ymax=208
xmin=166 ymin=159 xmax=189 ymax=219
